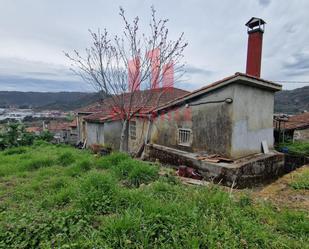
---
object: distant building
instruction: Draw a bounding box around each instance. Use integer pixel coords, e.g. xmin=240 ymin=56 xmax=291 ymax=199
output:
xmin=274 ymin=112 xmax=309 ymax=142
xmin=47 ymin=121 xmax=72 ymax=144
xmin=25 ymin=127 xmax=42 ymax=136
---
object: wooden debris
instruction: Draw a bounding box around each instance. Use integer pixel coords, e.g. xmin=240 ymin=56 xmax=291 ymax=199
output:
xmin=196 ymin=154 xmax=233 ymax=163
xmin=178 ymin=176 xmax=209 ymax=186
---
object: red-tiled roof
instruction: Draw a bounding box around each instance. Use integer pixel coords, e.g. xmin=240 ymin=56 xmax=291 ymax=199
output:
xmin=47 ymin=121 xmax=71 ymax=131
xmin=84 ymin=87 xmax=189 ymax=123
xmin=283 ymin=112 xmax=309 ymax=130
xmin=78 ymin=88 xmax=189 ymax=114
xmin=26 ymin=127 xmax=42 ymax=133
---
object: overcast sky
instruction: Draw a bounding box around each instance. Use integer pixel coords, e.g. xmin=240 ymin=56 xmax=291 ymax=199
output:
xmin=0 ymin=0 xmax=308 ymax=92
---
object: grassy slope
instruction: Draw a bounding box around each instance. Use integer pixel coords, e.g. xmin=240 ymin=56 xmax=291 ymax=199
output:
xmin=0 ymin=143 xmax=308 ymax=248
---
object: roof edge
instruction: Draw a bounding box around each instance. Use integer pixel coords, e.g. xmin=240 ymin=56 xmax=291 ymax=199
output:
xmin=154 ymin=72 xmax=282 ymax=112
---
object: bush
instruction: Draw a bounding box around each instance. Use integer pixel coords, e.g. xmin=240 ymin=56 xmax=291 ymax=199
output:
xmin=0 ymin=123 xmax=36 ymax=150
xmin=39 ymin=130 xmax=54 ymax=142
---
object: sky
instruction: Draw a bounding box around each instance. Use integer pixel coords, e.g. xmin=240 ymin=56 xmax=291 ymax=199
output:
xmin=0 ymin=0 xmax=309 ymax=92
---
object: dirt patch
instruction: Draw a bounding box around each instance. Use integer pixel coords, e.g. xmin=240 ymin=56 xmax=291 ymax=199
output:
xmin=252 ymin=165 xmax=309 ymax=211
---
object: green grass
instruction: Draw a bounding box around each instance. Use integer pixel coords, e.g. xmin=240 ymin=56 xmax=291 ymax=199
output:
xmin=0 ymin=143 xmax=308 ymax=248
xmin=289 ymin=168 xmax=309 ymax=190
xmin=279 ymin=141 xmax=309 ymax=156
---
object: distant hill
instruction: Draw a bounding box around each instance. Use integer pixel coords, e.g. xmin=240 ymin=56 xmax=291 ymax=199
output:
xmin=0 ymin=85 xmax=308 ymax=112
xmin=0 ymin=91 xmax=102 ymax=111
xmin=274 ymin=86 xmax=309 ymax=114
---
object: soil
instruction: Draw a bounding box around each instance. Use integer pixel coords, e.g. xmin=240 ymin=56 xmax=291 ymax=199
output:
xmin=251 ymin=165 xmax=309 ymax=211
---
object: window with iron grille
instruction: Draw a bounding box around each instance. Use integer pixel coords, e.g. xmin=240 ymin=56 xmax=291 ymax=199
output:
xmin=178 ymin=128 xmax=192 ymax=146
xmin=130 ymin=121 xmax=136 ymax=140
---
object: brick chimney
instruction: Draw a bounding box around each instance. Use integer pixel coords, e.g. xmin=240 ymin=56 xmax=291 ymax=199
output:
xmin=245 ymin=17 xmax=266 ymax=78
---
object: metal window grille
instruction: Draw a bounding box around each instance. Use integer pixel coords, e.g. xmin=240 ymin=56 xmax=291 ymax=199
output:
xmin=178 ymin=129 xmax=191 ymax=146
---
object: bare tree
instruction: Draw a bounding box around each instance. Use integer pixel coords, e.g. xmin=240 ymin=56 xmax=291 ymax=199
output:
xmin=65 ymin=6 xmax=187 ymax=152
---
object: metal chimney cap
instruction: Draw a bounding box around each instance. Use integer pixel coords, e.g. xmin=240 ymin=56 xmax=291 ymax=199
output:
xmin=245 ymin=17 xmax=266 ymax=29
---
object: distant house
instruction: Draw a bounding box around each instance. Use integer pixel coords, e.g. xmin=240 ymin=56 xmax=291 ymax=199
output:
xmin=25 ymin=127 xmax=42 ymax=136
xmin=47 ymin=121 xmax=72 ymax=144
xmin=274 ymin=112 xmax=309 ymax=142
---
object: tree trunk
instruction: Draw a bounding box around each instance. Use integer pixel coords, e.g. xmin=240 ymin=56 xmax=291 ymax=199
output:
xmin=119 ymin=119 xmax=128 ymax=152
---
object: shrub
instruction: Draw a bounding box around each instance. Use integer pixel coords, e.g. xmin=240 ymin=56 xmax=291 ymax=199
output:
xmin=39 ymin=130 xmax=54 ymax=142
xmin=0 ymin=123 xmax=36 ymax=150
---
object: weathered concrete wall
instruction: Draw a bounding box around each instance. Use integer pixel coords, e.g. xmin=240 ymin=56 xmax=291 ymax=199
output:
xmin=150 ymin=85 xmax=235 ymax=156
xmin=85 ymin=120 xmax=124 ymax=150
xmin=293 ymin=128 xmax=309 ymax=141
xmin=231 ymin=83 xmax=274 ymax=158
xmin=86 ymin=122 xmax=104 ymax=145
xmin=103 ymin=121 xmax=122 ymax=150
xmin=128 ymin=118 xmax=149 ymax=153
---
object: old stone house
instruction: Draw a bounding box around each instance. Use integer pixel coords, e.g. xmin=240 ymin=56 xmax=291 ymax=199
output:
xmin=76 ymin=17 xmax=282 ymax=159
xmin=77 ymin=72 xmax=281 ymax=158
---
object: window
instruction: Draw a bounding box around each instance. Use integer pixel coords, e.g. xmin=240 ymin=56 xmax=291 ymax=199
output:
xmin=130 ymin=121 xmax=136 ymax=140
xmin=178 ymin=128 xmax=192 ymax=146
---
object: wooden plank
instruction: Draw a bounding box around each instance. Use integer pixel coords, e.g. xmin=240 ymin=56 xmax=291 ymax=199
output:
xmin=178 ymin=176 xmax=209 ymax=186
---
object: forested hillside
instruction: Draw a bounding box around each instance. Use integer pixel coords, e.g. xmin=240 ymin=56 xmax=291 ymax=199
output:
xmin=0 ymin=85 xmax=308 ymax=113
xmin=0 ymin=91 xmax=102 ymax=110
xmin=274 ymin=86 xmax=309 ymax=114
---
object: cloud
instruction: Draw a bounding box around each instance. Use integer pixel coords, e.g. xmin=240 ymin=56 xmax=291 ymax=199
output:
xmin=0 ymin=0 xmax=308 ymax=92
xmin=284 ymin=52 xmax=309 ymax=71
xmin=185 ymin=65 xmax=214 ymax=76
xmin=258 ymin=0 xmax=271 ymax=7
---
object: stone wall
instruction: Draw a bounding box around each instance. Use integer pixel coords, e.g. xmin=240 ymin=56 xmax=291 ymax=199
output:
xmin=145 ymin=144 xmax=289 ymax=188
